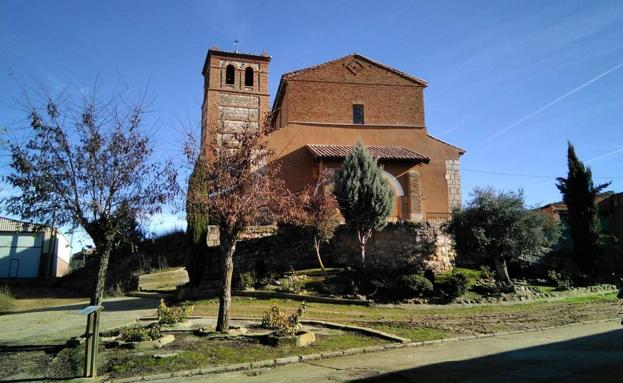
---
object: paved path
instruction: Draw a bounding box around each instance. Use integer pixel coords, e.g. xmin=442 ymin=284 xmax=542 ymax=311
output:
xmin=159 ymin=320 xmax=623 ymax=383
xmin=0 ymin=297 xmax=159 ymax=345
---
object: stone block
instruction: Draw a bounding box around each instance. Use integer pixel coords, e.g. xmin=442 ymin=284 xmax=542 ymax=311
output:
xmin=321 ymin=350 xmax=344 ymax=358
xmin=223 ymin=363 xmax=251 ymax=372
xmin=301 ymin=353 xmax=322 ymax=361
xmin=275 ymin=356 xmax=301 ymax=365
xmin=218 ymin=93 xmax=259 ymax=108
xmin=218 ymin=106 xmax=259 ymax=121
xmin=251 ymin=359 xmax=276 ymax=369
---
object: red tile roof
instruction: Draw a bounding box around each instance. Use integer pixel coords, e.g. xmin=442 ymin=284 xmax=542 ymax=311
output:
xmin=306 ymin=144 xmax=429 ymax=163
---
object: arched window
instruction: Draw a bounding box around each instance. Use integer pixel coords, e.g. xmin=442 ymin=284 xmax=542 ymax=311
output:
xmin=225 ymin=65 xmax=235 ymax=85
xmin=382 ymin=170 xmax=404 ymax=197
xmin=245 ymin=67 xmax=254 ymax=87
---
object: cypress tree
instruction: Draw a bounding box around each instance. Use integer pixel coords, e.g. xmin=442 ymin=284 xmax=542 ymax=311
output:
xmin=186 ymin=157 xmax=210 ymax=285
xmin=334 ymin=140 xmax=394 ymax=267
xmin=556 ymin=142 xmax=610 ymax=277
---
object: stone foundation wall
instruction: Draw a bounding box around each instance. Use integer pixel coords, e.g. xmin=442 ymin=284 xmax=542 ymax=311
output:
xmin=331 ymin=222 xmax=455 ymax=272
xmin=199 ymin=222 xmax=456 ymax=286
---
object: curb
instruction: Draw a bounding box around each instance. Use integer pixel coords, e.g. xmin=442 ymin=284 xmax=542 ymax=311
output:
xmin=233 ymin=290 xmax=373 ymax=306
xmin=301 ymin=319 xmax=410 ymax=343
xmin=104 ymin=317 xmax=620 ymax=382
xmin=134 ymin=316 xmax=409 ymax=343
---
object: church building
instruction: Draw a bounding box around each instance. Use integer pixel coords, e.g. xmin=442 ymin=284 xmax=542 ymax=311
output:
xmin=200 ymin=47 xmax=464 ymax=222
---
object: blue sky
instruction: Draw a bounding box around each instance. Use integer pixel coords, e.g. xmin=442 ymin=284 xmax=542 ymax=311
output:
xmin=1 ymin=1 xmax=623 ymax=244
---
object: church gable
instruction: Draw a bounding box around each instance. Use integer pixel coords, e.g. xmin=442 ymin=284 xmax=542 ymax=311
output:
xmin=283 ymin=54 xmax=427 ymax=87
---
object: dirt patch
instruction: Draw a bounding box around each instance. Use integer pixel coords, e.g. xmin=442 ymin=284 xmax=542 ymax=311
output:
xmin=0 ymin=345 xmax=80 ymax=381
xmin=357 ymin=300 xmax=621 ymax=336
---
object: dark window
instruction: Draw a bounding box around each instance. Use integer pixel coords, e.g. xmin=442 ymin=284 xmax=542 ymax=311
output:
xmin=225 ymin=65 xmax=235 ymax=85
xmin=353 ymin=104 xmax=364 ymax=124
xmin=245 ymin=67 xmax=254 ymax=87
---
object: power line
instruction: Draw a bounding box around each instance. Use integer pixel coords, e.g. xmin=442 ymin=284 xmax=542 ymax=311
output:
xmin=462 ymin=168 xmax=623 ymax=179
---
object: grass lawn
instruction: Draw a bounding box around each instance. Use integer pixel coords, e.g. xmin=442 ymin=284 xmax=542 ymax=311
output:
xmin=190 ymin=291 xmax=619 ymax=341
xmin=0 ymin=285 xmax=15 ymax=313
xmin=104 ymin=332 xmax=389 ymax=378
xmin=532 ymin=285 xmax=558 ymax=293
xmin=138 ymin=267 xmax=189 ymax=291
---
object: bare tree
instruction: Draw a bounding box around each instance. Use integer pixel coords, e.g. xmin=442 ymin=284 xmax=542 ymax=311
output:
xmin=5 ymin=87 xmax=177 ymax=305
xmin=186 ymin=120 xmax=291 ymax=332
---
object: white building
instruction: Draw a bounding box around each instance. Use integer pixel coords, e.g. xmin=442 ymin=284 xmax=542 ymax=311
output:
xmin=0 ymin=217 xmax=71 ymax=278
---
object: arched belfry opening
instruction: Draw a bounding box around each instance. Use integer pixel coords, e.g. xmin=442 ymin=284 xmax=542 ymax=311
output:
xmin=245 ymin=67 xmax=254 ymax=87
xmin=225 ymin=65 xmax=235 ymax=85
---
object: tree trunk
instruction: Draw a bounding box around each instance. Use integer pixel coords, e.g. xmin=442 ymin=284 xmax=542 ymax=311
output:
xmin=216 ymin=236 xmax=237 ymax=333
xmin=313 ymin=236 xmax=326 ymax=273
xmin=91 ymin=236 xmax=113 ymax=306
xmin=493 ymin=256 xmax=514 ymax=290
xmin=357 ymin=229 xmax=372 ymax=268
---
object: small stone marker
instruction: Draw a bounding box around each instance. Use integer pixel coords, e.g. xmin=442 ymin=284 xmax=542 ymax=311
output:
xmin=207 ymin=225 xmax=220 ymax=247
xmin=296 ymin=331 xmax=316 ymax=347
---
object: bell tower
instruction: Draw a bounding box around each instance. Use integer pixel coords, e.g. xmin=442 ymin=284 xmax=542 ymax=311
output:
xmin=200 ymin=46 xmax=271 ymax=151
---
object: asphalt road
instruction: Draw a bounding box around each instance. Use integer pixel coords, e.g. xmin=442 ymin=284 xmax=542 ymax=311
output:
xmin=159 ymin=320 xmax=623 ymax=383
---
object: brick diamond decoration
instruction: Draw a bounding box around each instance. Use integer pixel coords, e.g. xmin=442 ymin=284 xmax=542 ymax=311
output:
xmin=345 ymin=59 xmax=365 ymax=75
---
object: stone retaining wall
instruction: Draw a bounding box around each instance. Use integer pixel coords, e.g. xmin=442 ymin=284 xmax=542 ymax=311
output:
xmin=199 ymin=222 xmax=456 ymax=287
xmin=331 ymin=222 xmax=455 ymax=272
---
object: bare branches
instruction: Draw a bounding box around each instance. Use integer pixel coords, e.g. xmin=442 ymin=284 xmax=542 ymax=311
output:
xmin=5 ymin=85 xmax=178 ymax=304
xmin=187 ymin=119 xmax=290 ymax=237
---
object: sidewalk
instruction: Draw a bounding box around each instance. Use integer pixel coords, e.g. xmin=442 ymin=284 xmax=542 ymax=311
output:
xmin=0 ymin=296 xmax=159 ymax=345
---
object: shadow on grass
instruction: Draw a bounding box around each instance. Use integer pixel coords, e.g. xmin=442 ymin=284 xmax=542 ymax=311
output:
xmin=0 ymin=345 xmax=83 ymax=382
xmin=352 ymin=329 xmax=623 ymax=383
xmin=3 ymin=296 xmax=160 ymax=315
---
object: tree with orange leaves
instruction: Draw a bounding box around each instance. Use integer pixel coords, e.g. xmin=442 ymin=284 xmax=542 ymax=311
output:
xmin=291 ymin=173 xmax=342 ymax=273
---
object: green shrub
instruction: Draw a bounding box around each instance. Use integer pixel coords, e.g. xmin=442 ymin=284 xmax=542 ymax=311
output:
xmin=435 ymin=270 xmax=469 ymax=301
xmin=236 ymin=272 xmax=256 ymax=290
xmin=472 ymin=266 xmax=502 ymax=297
xmin=157 ymin=299 xmax=194 ymax=326
xmin=256 ymin=272 xmax=278 ymax=288
xmin=479 ymin=266 xmax=495 ymax=281
xmin=548 ymin=270 xmax=572 ymax=290
xmin=397 ymin=274 xmax=434 ymax=298
xmin=119 ymin=322 xmax=161 ymax=342
xmin=0 ymin=285 xmax=15 ymax=313
xmin=276 ymin=272 xmax=306 ymax=294
xmin=261 ymin=302 xmax=308 ymax=336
